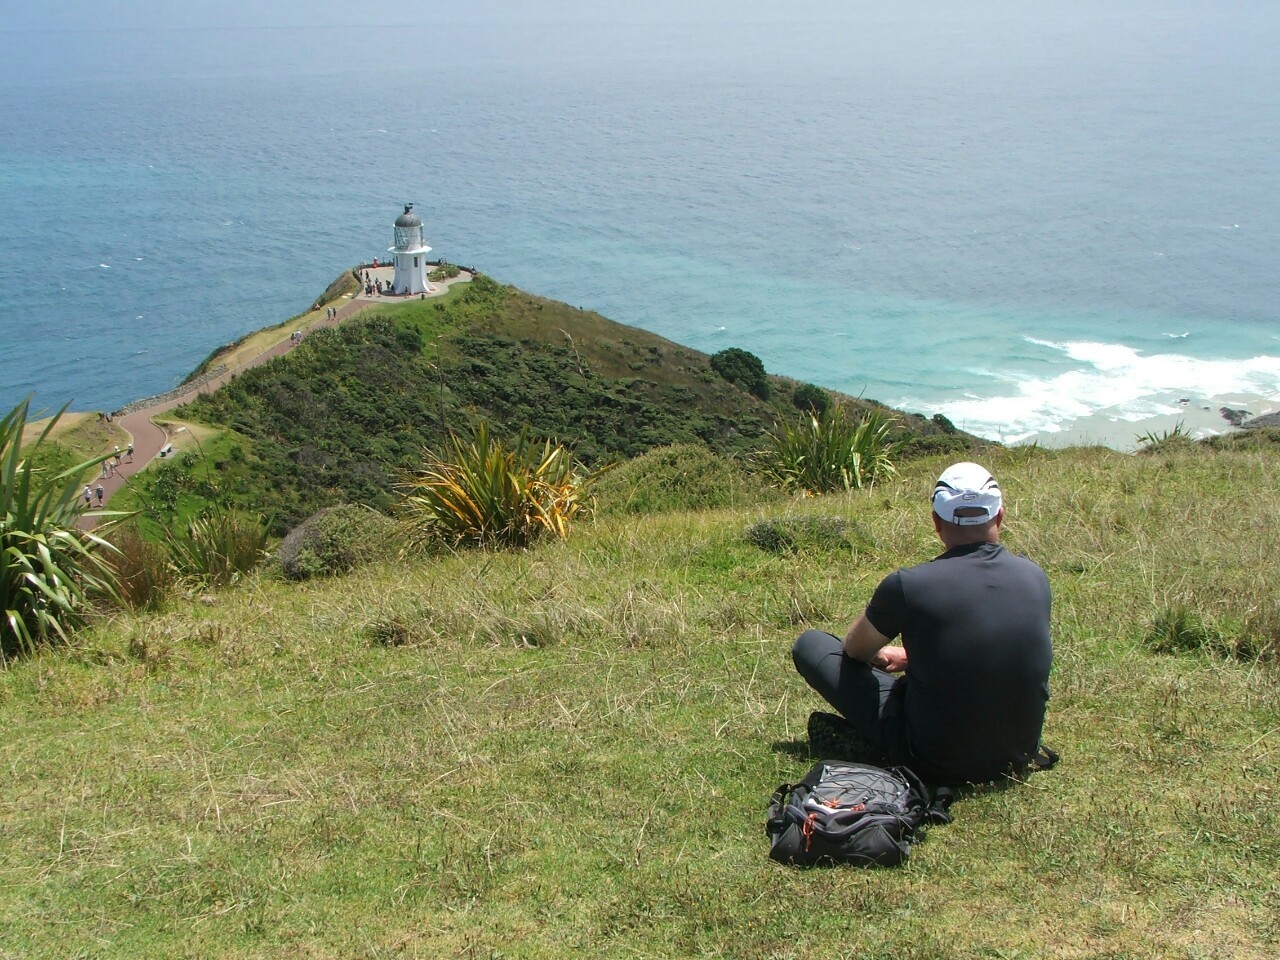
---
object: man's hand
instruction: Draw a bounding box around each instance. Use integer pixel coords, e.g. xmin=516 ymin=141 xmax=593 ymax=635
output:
xmin=843 ymin=614 xmax=894 ymax=663
xmin=869 ymin=645 xmax=908 ymax=673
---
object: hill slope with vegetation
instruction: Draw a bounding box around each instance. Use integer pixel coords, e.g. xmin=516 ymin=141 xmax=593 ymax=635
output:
xmin=8 ymin=275 xmax=1278 ymax=956
xmin=152 ymin=274 xmax=969 ymax=531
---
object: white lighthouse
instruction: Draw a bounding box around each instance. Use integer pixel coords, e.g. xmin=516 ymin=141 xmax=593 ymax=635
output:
xmin=389 ymin=204 xmax=433 ymax=296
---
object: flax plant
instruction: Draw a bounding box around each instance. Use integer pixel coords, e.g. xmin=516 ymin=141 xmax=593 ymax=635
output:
xmin=0 ymin=398 xmax=119 ymax=661
xmin=759 ymin=406 xmax=900 ymax=495
xmin=399 ymin=421 xmax=599 ymax=549
xmin=164 ymin=506 xmax=269 ymax=587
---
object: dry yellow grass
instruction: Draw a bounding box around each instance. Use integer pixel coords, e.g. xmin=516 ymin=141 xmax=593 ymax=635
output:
xmin=22 ymin=410 xmax=126 ymax=453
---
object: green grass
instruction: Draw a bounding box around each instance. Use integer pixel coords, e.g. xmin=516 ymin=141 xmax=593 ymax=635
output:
xmin=1 ymin=446 xmax=1278 ymax=957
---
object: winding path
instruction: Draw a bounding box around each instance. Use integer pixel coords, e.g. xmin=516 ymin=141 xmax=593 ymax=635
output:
xmin=90 ymin=266 xmax=471 ymax=513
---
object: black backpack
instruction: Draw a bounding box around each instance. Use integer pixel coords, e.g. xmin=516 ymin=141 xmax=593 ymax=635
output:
xmin=766 ymin=761 xmax=952 ymax=867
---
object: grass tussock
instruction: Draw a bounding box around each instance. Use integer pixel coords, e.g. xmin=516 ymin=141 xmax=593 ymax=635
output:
xmin=105 ymin=525 xmax=175 ymax=611
xmin=164 ymin=506 xmax=269 ymax=586
xmin=399 ymin=422 xmax=600 ymax=549
xmin=1 ymin=398 xmax=121 ymax=661
xmin=758 ymin=406 xmax=900 ymax=494
xmin=0 ymin=445 xmax=1279 ymax=957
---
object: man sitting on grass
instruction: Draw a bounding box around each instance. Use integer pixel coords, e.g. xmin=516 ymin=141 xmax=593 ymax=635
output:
xmin=792 ymin=462 xmax=1053 ymax=785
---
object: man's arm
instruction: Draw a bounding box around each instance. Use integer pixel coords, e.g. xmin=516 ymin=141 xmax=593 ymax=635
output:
xmin=843 ymin=614 xmax=908 ymax=672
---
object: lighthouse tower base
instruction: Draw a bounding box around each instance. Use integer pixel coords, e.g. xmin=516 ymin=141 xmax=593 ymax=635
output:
xmin=392 ymin=250 xmax=434 ymax=296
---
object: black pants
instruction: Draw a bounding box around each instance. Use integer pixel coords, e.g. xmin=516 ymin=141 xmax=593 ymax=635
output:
xmin=792 ymin=629 xmax=908 ymax=764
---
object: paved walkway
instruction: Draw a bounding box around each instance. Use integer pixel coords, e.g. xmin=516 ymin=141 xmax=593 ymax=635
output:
xmin=89 ymin=266 xmax=471 ymax=517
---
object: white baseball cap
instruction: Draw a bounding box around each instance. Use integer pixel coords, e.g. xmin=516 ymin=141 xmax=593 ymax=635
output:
xmin=932 ymin=462 xmax=1002 ymax=525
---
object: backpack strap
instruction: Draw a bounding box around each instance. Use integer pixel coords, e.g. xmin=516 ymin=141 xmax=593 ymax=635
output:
xmin=765 ymin=783 xmax=795 ymax=836
xmin=894 ymin=766 xmax=953 ymax=826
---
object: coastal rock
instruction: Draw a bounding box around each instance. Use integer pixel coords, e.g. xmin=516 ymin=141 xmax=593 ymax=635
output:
xmin=1242 ymin=411 xmax=1280 ymax=430
xmin=1220 ymin=407 xmax=1252 ymax=427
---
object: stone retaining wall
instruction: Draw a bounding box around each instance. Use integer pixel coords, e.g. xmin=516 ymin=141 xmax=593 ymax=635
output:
xmin=113 ymin=364 xmax=228 ymax=417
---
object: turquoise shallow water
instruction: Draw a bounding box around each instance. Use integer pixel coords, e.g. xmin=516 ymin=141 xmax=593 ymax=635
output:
xmin=2 ymin=5 xmax=1279 ymax=445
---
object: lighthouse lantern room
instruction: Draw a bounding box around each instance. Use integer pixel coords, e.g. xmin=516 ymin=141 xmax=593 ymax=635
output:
xmin=389 ymin=204 xmax=433 ymax=296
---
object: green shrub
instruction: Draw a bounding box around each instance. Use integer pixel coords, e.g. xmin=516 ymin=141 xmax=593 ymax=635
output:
xmin=896 ymin=432 xmax=973 ymax=459
xmin=277 ymin=504 xmax=398 ymax=581
xmin=399 ymin=422 xmax=599 ymax=549
xmin=931 ymin=412 xmax=957 ymax=433
xmin=428 ymin=262 xmax=462 ymax=282
xmin=710 ymin=347 xmax=770 ymax=400
xmin=593 ymin=443 xmax=775 ymax=515
xmin=757 ymin=406 xmax=900 ymax=494
xmin=1 ymin=398 xmax=119 ymax=661
xmin=792 ymin=383 xmax=831 ymax=419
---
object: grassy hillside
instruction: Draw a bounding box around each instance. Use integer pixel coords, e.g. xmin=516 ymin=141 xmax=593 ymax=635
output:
xmin=131 ymin=275 xmax=971 ymax=533
xmin=2 ymin=445 xmax=1277 ymax=958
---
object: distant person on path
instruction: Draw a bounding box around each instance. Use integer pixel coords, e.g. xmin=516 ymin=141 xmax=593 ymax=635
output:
xmin=126 ymin=442 xmax=134 ymax=462
xmin=83 ymin=485 xmax=92 ymax=508
xmin=94 ymin=484 xmax=105 ymax=507
xmin=792 ymin=462 xmax=1053 ymax=786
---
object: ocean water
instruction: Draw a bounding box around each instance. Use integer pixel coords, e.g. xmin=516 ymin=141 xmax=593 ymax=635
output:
xmin=2 ymin=3 xmax=1279 ymax=447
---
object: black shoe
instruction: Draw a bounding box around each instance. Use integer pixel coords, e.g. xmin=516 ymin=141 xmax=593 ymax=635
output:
xmin=807 ymin=711 xmax=869 ymax=760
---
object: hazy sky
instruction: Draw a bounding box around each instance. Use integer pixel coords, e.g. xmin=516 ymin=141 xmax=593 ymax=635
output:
xmin=7 ymin=1 xmax=815 ymax=31
xmin=0 ymin=1 xmax=1253 ymax=90
xmin=3 ymin=0 xmax=1209 ymax=33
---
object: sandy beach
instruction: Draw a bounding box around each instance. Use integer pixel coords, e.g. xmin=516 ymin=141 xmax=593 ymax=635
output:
xmin=1018 ymin=391 xmax=1279 ymax=451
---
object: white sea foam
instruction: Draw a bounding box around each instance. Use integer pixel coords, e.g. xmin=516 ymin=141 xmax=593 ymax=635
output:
xmin=914 ymin=339 xmax=1280 ymax=444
